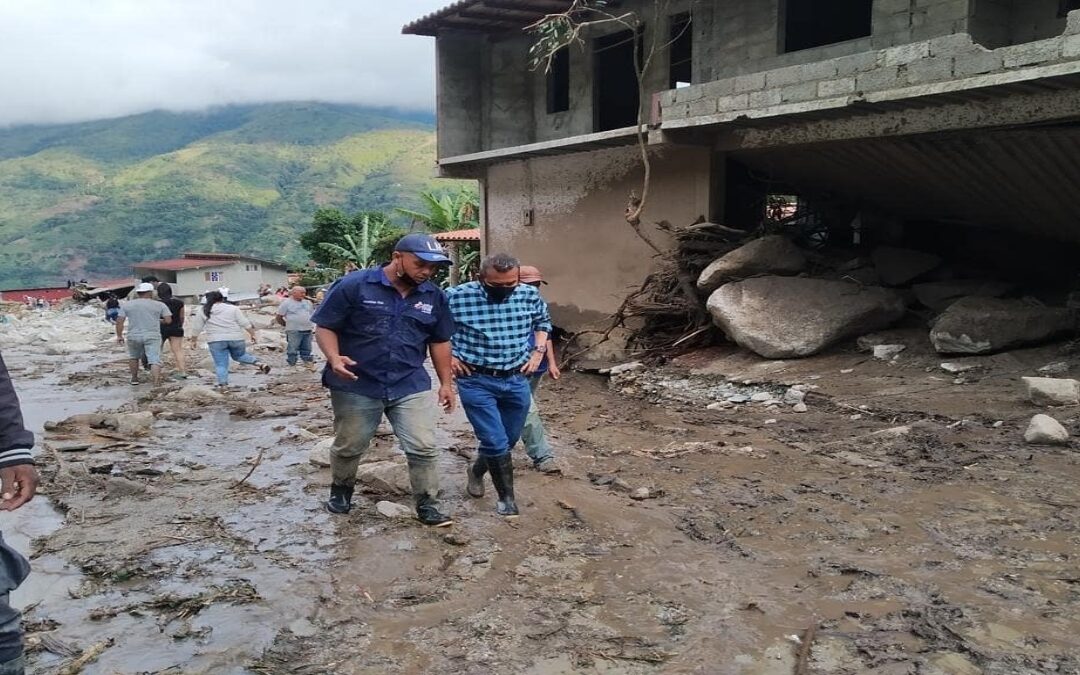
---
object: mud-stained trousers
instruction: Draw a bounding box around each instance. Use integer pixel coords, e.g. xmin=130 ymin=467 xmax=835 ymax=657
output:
xmin=520 ymin=376 xmax=553 ymax=465
xmin=0 ymin=533 xmax=30 ymax=674
xmin=328 ymin=390 xmax=441 ymax=502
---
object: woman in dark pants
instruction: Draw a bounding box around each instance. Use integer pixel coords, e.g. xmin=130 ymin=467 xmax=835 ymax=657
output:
xmin=156 ymin=284 xmax=188 ymax=379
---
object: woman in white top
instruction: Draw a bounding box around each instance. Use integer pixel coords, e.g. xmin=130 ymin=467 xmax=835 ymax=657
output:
xmin=187 ymin=291 xmax=271 ymax=388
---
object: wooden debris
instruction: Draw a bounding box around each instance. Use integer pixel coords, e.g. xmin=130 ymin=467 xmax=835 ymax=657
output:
xmin=57 ymin=637 xmax=115 ymax=675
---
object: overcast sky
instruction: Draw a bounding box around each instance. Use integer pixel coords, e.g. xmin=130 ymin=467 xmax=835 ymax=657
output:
xmin=0 ymin=0 xmax=447 ymax=127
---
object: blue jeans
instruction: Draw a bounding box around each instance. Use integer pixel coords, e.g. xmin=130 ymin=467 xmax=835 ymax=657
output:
xmin=0 ymin=533 xmax=30 ymax=663
xmin=457 ymin=373 xmax=531 ymax=458
xmin=208 ymin=340 xmax=258 ymax=385
xmin=285 ymin=330 xmax=314 ymax=365
xmin=521 ymin=376 xmax=553 ymax=464
xmin=328 ymin=390 xmax=439 ymax=500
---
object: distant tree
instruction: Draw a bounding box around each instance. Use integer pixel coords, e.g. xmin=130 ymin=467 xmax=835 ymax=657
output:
xmin=396 ymin=187 xmax=479 ymax=233
xmin=300 ymin=208 xmax=402 ymax=268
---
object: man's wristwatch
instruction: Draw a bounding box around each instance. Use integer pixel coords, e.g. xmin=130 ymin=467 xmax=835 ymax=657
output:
xmin=533 ymin=344 xmax=547 ymax=354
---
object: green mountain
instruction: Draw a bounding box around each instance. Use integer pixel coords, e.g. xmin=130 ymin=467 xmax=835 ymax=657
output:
xmin=0 ymin=102 xmax=450 ymax=288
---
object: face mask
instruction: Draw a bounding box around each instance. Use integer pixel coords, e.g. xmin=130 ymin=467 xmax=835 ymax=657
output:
xmin=483 ymin=283 xmax=516 ymax=303
xmin=396 ymin=260 xmax=421 ymax=287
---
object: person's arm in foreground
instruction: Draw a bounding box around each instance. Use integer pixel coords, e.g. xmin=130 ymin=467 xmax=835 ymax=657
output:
xmin=545 ymin=339 xmax=561 ymax=380
xmin=0 ymin=352 xmax=38 ymax=510
xmin=315 ymin=327 xmax=357 ymax=381
xmin=429 ymin=341 xmax=455 ymax=413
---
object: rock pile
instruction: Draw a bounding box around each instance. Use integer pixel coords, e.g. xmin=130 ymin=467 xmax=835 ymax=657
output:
xmin=696 ymin=236 xmax=1075 ymax=359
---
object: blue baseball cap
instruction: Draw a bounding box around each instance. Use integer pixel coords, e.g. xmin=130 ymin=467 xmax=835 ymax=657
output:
xmin=395 ymin=233 xmax=452 ymax=264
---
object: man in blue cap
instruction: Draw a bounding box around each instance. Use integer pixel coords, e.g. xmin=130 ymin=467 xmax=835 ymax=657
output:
xmin=312 ymin=233 xmax=457 ymax=526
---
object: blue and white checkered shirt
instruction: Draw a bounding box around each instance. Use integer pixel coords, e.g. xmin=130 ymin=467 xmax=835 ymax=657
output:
xmin=447 ymin=281 xmax=553 ymax=370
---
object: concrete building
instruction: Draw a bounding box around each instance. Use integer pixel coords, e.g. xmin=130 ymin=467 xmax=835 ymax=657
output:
xmin=133 ymin=253 xmax=289 ymax=301
xmin=404 ymin=0 xmax=1080 ymax=333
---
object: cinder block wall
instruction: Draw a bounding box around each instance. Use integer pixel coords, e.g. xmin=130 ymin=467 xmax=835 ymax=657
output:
xmin=434 ymin=0 xmax=1077 ymax=159
xmin=970 ymin=0 xmax=1069 ymax=48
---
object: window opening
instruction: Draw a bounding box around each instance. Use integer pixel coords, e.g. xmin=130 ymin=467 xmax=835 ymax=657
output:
xmin=547 ymin=47 xmax=570 ymax=113
xmin=783 ymin=0 xmax=872 ymax=53
xmin=669 ymin=13 xmax=692 ymax=89
xmin=594 ymin=28 xmax=643 ymax=132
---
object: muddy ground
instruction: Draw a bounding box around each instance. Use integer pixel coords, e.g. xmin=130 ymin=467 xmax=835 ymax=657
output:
xmin=4 ymin=324 xmax=1080 ymax=674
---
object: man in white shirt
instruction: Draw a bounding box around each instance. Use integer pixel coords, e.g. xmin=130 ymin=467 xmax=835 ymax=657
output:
xmin=115 ymin=282 xmax=172 ymax=386
xmin=275 ymin=286 xmax=316 ymax=371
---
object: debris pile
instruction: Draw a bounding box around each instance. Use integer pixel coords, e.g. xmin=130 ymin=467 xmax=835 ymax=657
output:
xmin=597 ymin=224 xmax=1077 ymax=361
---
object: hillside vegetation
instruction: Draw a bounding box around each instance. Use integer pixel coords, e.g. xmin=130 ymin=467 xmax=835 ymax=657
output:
xmin=0 ymin=103 xmax=448 ymax=288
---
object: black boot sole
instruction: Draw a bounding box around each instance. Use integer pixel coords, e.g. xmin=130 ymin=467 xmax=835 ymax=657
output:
xmin=325 ymin=500 xmax=351 ymax=514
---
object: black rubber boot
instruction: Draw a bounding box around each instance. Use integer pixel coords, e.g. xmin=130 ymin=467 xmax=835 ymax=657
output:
xmin=487 ymin=453 xmax=519 ymax=517
xmin=325 ymin=483 xmax=353 ymax=514
xmin=416 ymin=495 xmax=453 ymax=527
xmin=466 ymin=455 xmax=487 ymax=498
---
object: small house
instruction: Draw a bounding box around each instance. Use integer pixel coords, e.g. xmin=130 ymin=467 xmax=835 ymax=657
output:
xmin=133 ymin=253 xmax=289 ymax=301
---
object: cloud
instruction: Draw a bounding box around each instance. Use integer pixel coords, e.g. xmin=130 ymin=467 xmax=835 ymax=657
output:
xmin=0 ymin=0 xmax=443 ymax=126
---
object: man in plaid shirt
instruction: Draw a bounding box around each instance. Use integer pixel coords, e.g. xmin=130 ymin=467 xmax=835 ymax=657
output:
xmin=448 ymin=253 xmax=552 ymax=517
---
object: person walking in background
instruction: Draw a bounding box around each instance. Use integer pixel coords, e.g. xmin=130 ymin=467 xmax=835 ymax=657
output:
xmin=517 ymin=266 xmax=561 ymax=474
xmin=275 ymin=286 xmax=317 ymax=371
xmin=156 ymin=283 xmax=188 ymax=380
xmin=187 ymin=290 xmax=271 ymax=390
xmin=115 ymin=282 xmax=172 ymax=386
xmin=0 ymin=350 xmax=40 ymax=675
xmin=449 ymin=253 xmax=552 ymax=518
xmin=104 ymin=294 xmax=120 ymax=324
xmin=312 ymin=233 xmax=456 ymax=527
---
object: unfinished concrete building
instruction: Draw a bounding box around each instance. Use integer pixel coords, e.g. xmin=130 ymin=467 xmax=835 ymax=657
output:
xmin=404 ymin=1 xmax=1080 ymax=333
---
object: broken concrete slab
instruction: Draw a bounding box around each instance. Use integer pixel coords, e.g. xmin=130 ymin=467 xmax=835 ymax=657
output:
xmin=375 ymin=501 xmax=414 ymax=519
xmin=871 ymin=246 xmax=943 ymax=286
xmin=707 ymin=276 xmax=906 ymax=359
xmin=355 ymin=460 xmax=411 ymax=495
xmin=912 ymin=280 xmax=1015 ymax=311
xmin=1022 ymin=377 xmax=1080 ymax=406
xmin=1024 ymin=414 xmax=1069 ymax=445
xmin=930 ymin=297 xmax=1074 ymax=355
xmin=696 ymin=235 xmax=807 ymax=292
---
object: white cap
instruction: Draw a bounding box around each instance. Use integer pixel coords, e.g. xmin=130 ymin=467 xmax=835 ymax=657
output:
xmin=135 ymin=282 xmax=155 ymax=293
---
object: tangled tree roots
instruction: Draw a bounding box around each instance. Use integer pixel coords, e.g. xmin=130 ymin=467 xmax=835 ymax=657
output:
xmin=567 ymin=220 xmax=750 ymax=361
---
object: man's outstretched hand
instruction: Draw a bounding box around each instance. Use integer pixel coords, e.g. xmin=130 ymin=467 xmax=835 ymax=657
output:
xmin=0 ymin=464 xmax=38 ymax=511
xmin=329 ymin=355 xmax=359 ymax=381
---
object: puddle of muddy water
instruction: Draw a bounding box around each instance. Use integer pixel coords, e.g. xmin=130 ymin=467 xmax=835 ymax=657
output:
xmin=4 ymin=351 xmax=131 ymax=611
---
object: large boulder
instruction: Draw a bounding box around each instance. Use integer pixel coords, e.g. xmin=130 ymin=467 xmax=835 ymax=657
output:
xmin=871 ymin=246 xmax=943 ymax=286
xmin=930 ymin=297 xmax=1073 ymax=355
xmin=697 ymin=236 xmax=807 ymax=292
xmin=707 ymin=276 xmax=906 ymax=358
xmin=913 ymin=280 xmax=1015 ymax=312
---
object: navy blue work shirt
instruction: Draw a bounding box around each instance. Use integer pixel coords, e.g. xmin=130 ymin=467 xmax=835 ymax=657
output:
xmin=311 ymin=267 xmax=455 ymax=400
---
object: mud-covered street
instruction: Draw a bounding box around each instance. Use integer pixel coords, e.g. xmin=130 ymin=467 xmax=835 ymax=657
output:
xmin=3 ymin=312 xmax=1080 ymax=674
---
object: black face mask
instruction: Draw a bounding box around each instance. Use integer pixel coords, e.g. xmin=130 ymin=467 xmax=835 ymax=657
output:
xmin=483 ymin=283 xmax=516 ymax=303
xmin=395 ymin=261 xmax=421 ymax=287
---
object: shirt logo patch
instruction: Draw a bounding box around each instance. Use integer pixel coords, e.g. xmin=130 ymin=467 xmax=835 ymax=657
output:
xmin=362 ymin=300 xmax=385 ymax=305
xmin=413 ymin=302 xmax=434 ymax=314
